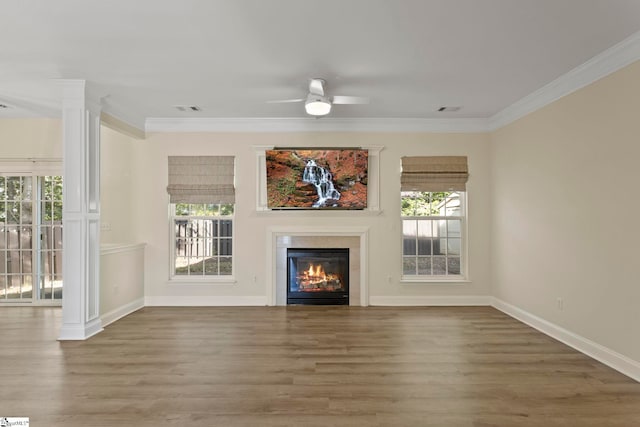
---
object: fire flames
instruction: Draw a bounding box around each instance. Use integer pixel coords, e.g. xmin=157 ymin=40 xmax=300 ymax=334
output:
xmin=296 ymin=263 xmax=343 ymax=291
xmin=306 ymin=264 xmax=326 ymax=280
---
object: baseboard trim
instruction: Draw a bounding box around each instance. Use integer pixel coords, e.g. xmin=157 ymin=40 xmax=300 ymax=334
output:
xmin=101 ymin=298 xmax=145 ymax=327
xmin=491 ymin=297 xmax=640 ymax=383
xmin=369 ymin=295 xmax=492 ymax=306
xmin=144 ymin=296 xmax=268 ymax=306
xmin=58 ymin=318 xmax=103 ymax=341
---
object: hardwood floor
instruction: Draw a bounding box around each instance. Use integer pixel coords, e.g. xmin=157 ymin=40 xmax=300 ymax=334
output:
xmin=1 ymin=306 xmax=639 ymax=426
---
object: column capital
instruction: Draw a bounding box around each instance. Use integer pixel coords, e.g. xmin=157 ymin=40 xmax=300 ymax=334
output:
xmin=58 ymin=79 xmax=103 ymax=115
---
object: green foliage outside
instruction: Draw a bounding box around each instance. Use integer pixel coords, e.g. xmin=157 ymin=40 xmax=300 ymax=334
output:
xmin=42 ymin=176 xmax=63 ymax=222
xmin=0 ymin=176 xmax=31 ymax=200
xmin=401 ymin=192 xmax=451 ymax=217
xmin=0 ymin=176 xmax=62 ymax=224
xmin=175 ymin=203 xmax=234 ymax=216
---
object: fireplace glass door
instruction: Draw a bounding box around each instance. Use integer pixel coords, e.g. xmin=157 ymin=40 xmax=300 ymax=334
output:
xmin=287 ymin=248 xmax=349 ymax=305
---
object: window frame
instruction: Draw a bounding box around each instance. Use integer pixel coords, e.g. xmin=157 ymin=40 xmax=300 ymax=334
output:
xmin=168 ymin=203 xmax=236 ymax=283
xmin=400 ymin=191 xmax=469 ymax=283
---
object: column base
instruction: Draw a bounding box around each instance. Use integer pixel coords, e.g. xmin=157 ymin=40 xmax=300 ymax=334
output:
xmin=58 ymin=318 xmax=103 ymax=340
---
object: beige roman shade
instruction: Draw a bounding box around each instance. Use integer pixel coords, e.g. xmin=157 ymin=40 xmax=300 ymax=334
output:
xmin=401 ymin=156 xmax=469 ymax=192
xmin=167 ymin=156 xmax=235 ymax=204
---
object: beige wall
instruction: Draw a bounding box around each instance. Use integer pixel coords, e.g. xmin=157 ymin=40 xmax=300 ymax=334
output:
xmin=100 ymin=126 xmax=136 ymax=244
xmin=100 ymin=244 xmax=145 ymax=321
xmin=0 ymin=118 xmax=62 ymax=158
xmin=491 ymin=60 xmax=640 ymax=362
xmin=132 ymin=132 xmax=492 ymax=300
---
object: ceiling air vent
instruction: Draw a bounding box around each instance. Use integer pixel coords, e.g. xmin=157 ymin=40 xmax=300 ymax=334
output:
xmin=437 ymin=106 xmax=462 ymax=112
xmin=174 ymin=105 xmax=202 ymax=112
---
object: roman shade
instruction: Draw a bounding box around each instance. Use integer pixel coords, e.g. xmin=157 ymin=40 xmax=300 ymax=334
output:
xmin=401 ymin=156 xmax=469 ymax=192
xmin=167 ymin=156 xmax=235 ymax=204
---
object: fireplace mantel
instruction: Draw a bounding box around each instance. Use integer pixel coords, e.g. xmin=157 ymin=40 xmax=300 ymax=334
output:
xmin=266 ymin=226 xmax=369 ymax=306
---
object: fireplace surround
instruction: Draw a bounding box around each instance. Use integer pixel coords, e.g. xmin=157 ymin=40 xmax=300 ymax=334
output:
xmin=267 ymin=226 xmax=369 ymax=306
xmin=287 ymin=248 xmax=349 ymax=305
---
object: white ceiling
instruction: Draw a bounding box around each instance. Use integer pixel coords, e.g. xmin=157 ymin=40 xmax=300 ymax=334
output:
xmin=1 ymin=0 xmax=640 ymax=130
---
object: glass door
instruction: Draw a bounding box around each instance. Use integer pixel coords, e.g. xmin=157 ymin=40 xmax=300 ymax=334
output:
xmin=0 ymin=175 xmax=34 ymax=302
xmin=0 ymin=174 xmax=63 ymax=303
xmin=38 ymin=176 xmax=63 ymax=301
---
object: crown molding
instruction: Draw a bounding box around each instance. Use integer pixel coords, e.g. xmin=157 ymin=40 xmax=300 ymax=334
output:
xmin=100 ymin=98 xmax=147 ymax=136
xmin=101 ymin=112 xmax=146 ymax=140
xmin=145 ymin=117 xmax=491 ymax=133
xmin=489 ymin=30 xmax=640 ymax=130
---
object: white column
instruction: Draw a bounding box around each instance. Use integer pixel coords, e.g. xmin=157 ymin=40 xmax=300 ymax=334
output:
xmin=58 ymin=80 xmax=103 ymax=340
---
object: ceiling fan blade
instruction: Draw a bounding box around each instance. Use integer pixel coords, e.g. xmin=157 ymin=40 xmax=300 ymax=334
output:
xmin=309 ymin=78 xmax=325 ymax=96
xmin=266 ymin=98 xmax=305 ymax=104
xmin=332 ymin=95 xmax=369 ymax=105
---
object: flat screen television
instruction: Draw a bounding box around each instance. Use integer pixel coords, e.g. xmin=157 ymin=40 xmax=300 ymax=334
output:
xmin=266 ymin=149 xmax=368 ymax=209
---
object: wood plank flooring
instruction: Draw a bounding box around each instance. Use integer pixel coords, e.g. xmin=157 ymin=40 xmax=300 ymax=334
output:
xmin=1 ymin=306 xmax=639 ymax=426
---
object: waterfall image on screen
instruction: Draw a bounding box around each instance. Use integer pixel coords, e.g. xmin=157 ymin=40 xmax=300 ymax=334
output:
xmin=302 ymin=159 xmax=341 ymax=207
xmin=266 ymin=149 xmax=368 ymax=209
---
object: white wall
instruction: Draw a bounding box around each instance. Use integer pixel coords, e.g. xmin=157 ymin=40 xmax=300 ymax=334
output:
xmin=132 ymin=132 xmax=492 ymax=303
xmin=491 ymin=60 xmax=640 ymax=363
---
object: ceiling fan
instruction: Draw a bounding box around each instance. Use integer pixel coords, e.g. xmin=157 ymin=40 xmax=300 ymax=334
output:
xmin=268 ymin=78 xmax=369 ymax=116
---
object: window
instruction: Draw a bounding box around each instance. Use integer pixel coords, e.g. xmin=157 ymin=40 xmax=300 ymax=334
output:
xmin=166 ymin=156 xmax=236 ymax=280
xmin=171 ymin=203 xmax=233 ymax=277
xmin=401 ymin=191 xmax=465 ymax=278
xmin=400 ymin=156 xmax=468 ymax=280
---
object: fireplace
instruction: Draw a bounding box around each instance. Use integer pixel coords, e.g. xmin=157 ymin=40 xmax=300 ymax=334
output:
xmin=287 ymin=248 xmax=349 ymax=305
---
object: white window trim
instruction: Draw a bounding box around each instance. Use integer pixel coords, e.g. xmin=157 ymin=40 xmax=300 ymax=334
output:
xmin=168 ymin=204 xmax=235 ymax=283
xmin=168 ymin=276 xmax=237 ymax=284
xmin=400 ymin=192 xmax=469 ymax=282
xmin=400 ymin=278 xmax=471 ymax=284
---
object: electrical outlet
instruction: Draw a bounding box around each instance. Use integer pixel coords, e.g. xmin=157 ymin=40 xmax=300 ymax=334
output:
xmin=557 ymin=297 xmax=564 ymax=311
xmin=100 ymin=222 xmax=111 ymax=231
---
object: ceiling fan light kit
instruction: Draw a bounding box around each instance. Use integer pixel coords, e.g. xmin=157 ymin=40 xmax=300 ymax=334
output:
xmin=305 ymin=94 xmax=331 ymax=116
